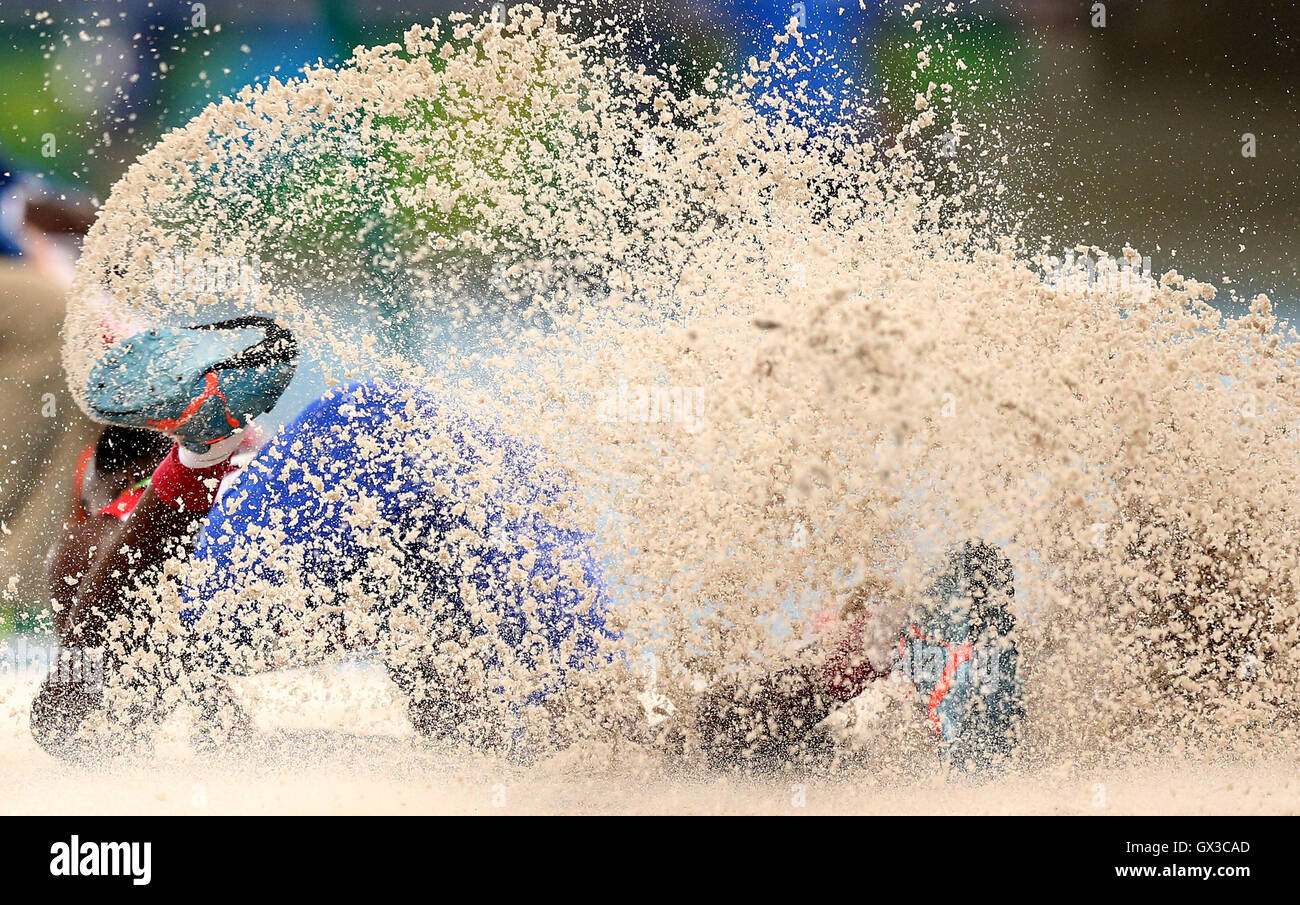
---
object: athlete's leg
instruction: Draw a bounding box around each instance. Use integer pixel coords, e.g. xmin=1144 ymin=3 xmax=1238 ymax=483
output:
xmin=34 ymin=318 xmax=298 ymax=755
xmin=897 ymin=540 xmax=1023 ymax=771
xmin=697 ymin=541 xmax=1022 ymax=771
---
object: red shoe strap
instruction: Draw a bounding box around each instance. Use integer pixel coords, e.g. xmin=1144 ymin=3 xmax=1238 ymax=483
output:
xmin=150 ymin=444 xmax=235 ymax=513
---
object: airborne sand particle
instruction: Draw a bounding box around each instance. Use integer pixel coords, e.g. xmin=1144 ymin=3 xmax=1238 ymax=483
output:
xmin=24 ymin=4 xmax=1300 ymax=800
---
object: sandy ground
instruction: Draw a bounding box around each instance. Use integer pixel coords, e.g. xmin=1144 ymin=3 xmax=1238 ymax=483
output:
xmin=1 ymin=663 xmax=1296 ymax=815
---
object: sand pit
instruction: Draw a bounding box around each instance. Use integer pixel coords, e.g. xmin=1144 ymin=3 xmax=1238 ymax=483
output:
xmin=3 ymin=664 xmax=1296 ymax=815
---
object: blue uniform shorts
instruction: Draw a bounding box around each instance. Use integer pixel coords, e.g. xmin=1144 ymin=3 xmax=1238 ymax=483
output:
xmin=181 ymin=381 xmax=615 ymax=686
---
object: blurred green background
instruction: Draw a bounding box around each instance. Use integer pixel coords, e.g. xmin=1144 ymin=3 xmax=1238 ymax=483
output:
xmin=2 ymin=0 xmax=1295 ymax=300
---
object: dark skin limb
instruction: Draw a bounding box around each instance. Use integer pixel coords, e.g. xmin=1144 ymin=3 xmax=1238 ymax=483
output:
xmin=33 ymin=441 xmax=250 ymax=756
xmin=51 ymin=487 xmax=201 ymax=647
xmin=34 ymin=436 xmax=897 ymax=762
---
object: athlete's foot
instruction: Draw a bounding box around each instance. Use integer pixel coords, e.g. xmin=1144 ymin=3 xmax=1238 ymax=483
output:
xmin=85 ymin=316 xmax=298 ymax=453
xmin=387 ymin=656 xmax=509 ymax=751
xmin=189 ymin=679 xmax=254 ymax=754
xmin=898 ymin=540 xmax=1023 ymax=773
xmin=29 ymin=672 xmax=103 ymax=759
xmin=694 ymin=664 xmax=837 ymax=771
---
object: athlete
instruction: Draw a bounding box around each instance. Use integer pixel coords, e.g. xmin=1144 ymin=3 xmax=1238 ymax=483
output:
xmin=33 ymin=316 xmax=1021 ymax=770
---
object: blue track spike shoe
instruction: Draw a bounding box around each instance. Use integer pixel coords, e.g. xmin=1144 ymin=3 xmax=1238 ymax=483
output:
xmin=897 ymin=540 xmax=1023 ymax=773
xmin=85 ymin=316 xmax=298 ymax=453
